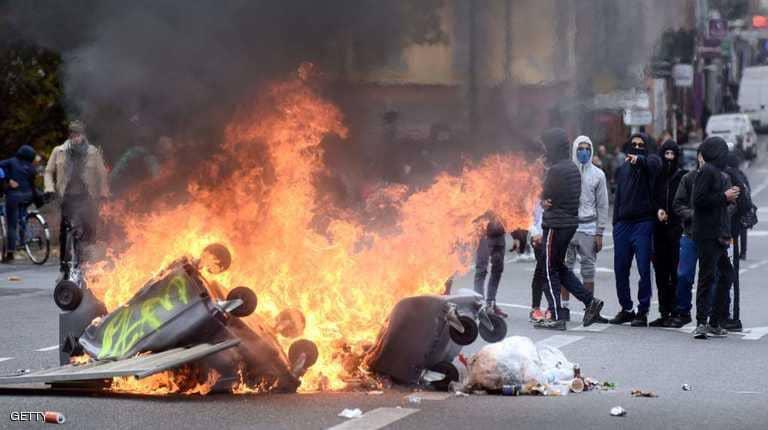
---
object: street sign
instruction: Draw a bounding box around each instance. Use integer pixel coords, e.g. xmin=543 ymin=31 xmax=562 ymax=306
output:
xmin=623 ymin=109 xmax=653 ymax=126
xmin=672 ymin=64 xmax=694 ymax=87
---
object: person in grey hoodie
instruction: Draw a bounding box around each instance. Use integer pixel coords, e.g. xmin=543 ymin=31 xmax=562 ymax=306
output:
xmin=562 ymin=136 xmax=610 ymax=321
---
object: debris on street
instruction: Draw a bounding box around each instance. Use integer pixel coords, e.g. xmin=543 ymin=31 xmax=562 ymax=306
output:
xmin=338 ymin=408 xmax=363 ymax=419
xmin=610 ymin=406 xmax=627 ymax=417
xmin=682 ymin=384 xmax=692 ymax=391
xmin=630 ymin=389 xmax=658 ymax=398
xmin=7 ymin=276 xmax=21 ymax=282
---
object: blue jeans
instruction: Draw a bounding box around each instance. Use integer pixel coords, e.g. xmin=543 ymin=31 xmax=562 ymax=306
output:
xmin=613 ymin=220 xmax=654 ymax=314
xmin=3 ymin=191 xmax=33 ymax=252
xmin=675 ymin=235 xmax=698 ymax=316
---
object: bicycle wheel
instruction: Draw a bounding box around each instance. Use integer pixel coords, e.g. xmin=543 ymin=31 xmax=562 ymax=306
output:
xmin=24 ymin=213 xmax=50 ymax=265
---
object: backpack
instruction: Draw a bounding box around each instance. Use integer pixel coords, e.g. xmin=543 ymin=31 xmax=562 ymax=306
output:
xmin=727 ymin=168 xmax=758 ymax=229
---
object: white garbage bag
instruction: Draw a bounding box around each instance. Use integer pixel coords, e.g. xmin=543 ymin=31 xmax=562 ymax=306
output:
xmin=466 ymin=336 xmax=574 ymax=390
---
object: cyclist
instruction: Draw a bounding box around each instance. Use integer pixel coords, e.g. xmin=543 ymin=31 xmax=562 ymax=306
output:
xmin=0 ymin=145 xmax=43 ymax=262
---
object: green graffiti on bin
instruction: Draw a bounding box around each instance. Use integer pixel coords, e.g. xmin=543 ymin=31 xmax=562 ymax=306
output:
xmin=98 ymin=275 xmax=190 ymax=359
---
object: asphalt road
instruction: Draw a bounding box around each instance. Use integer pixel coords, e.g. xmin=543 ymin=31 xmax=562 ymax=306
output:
xmin=2 ymin=141 xmax=768 ymax=429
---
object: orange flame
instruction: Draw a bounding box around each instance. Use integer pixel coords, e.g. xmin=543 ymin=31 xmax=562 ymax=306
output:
xmin=90 ymin=66 xmax=542 ymax=393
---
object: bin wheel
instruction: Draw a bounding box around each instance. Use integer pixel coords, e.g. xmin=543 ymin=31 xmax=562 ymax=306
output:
xmin=430 ymin=361 xmax=459 ymax=391
xmin=54 ymin=280 xmax=82 ymax=311
xmin=226 ymin=287 xmax=257 ymax=317
xmin=449 ymin=315 xmax=478 ymax=346
xmin=479 ymin=314 xmax=507 ymax=343
xmin=289 ymin=339 xmax=319 ymax=371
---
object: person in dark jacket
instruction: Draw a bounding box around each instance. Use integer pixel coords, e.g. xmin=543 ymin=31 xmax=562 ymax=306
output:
xmin=532 ymin=128 xmax=605 ymax=330
xmin=0 ymin=145 xmax=43 ymax=262
xmin=691 ymin=136 xmax=738 ymax=339
xmin=667 ymin=150 xmax=701 ymax=328
xmin=473 ymin=210 xmax=508 ymax=317
xmin=609 ymin=133 xmax=662 ymax=327
xmin=650 ymin=140 xmax=686 ymax=326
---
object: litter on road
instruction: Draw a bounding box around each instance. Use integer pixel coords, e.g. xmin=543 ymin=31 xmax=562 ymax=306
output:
xmin=337 ymin=408 xmax=363 ymax=419
xmin=630 ymin=389 xmax=658 ymax=398
xmin=610 ymin=406 xmax=627 ymax=417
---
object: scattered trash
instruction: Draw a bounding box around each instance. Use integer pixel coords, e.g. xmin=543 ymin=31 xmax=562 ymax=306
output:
xmin=338 ymin=409 xmax=363 ymax=419
xmin=570 ymin=378 xmax=585 ymax=393
xmin=610 ymin=406 xmax=627 ymax=417
xmin=7 ymin=276 xmax=21 ymax=282
xmin=681 ymin=384 xmax=692 ymax=391
xmin=43 ymin=411 xmax=66 ymax=424
xmin=630 ymin=389 xmax=658 ymax=398
xmin=15 ymin=369 xmax=31 ymax=375
xmin=366 ymin=390 xmax=384 ymax=395
xmin=405 ymin=394 xmax=422 ymax=405
xmin=472 ymin=390 xmax=488 ymax=395
xmin=502 ymin=384 xmax=522 ymax=396
xmin=454 ymin=391 xmax=469 ymax=397
xmin=601 ymin=381 xmax=617 ymax=390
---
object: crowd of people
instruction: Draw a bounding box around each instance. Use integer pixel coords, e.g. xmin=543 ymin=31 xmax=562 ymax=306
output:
xmin=473 ymin=127 xmax=757 ymax=340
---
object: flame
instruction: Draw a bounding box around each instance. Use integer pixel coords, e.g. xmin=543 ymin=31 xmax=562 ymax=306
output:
xmin=90 ymin=65 xmax=542 ymax=393
xmin=110 ymin=368 xmax=221 ymax=396
xmin=69 ymin=355 xmax=92 ymax=366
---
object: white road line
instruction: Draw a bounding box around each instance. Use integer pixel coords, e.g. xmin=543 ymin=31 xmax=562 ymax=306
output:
xmin=536 ymin=335 xmax=584 ymax=349
xmin=35 ymin=345 xmax=58 ymax=352
xmin=739 ymin=259 xmax=768 ymax=274
xmin=570 ymin=323 xmax=610 ymax=332
xmin=404 ymin=392 xmax=452 ymax=401
xmin=751 ymin=174 xmax=768 ymax=196
xmin=327 ymin=407 xmax=419 ymax=430
xmin=0 ymin=357 xmax=13 ymax=363
xmin=741 ymin=327 xmax=768 ymax=340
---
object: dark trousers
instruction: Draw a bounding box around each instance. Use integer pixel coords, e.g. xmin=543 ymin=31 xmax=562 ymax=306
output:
xmin=740 ymin=228 xmax=747 ymax=257
xmin=534 ymin=226 xmax=594 ymax=320
xmin=613 ymin=221 xmax=654 ymax=314
xmin=59 ymin=195 xmax=99 ymax=272
xmin=4 ymin=191 xmax=33 ymax=251
xmin=675 ymin=235 xmax=698 ymax=316
xmin=695 ymin=238 xmax=734 ymax=326
xmin=653 ymin=225 xmax=682 ymax=316
xmin=531 ymin=242 xmax=545 ymax=308
xmin=474 ymin=236 xmax=505 ymax=302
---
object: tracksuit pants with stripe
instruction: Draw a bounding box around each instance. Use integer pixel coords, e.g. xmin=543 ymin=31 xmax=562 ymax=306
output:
xmin=534 ymin=226 xmax=594 ymax=320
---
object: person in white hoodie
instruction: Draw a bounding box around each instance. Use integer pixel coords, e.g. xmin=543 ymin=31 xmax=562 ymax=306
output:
xmin=561 ymin=135 xmax=610 ymax=321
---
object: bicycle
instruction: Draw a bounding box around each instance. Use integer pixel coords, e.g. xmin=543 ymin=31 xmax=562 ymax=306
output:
xmin=0 ymin=197 xmax=51 ymax=265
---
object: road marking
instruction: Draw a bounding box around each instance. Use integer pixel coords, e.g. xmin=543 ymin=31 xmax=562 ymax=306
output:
xmin=536 ymin=335 xmax=584 ymax=349
xmin=35 ymin=345 xmax=58 ymax=352
xmin=751 ymin=174 xmax=768 ymax=196
xmin=740 ymin=259 xmax=768 ymax=274
xmin=0 ymin=357 xmax=13 ymax=363
xmin=741 ymin=327 xmax=768 ymax=340
xmin=571 ymin=323 xmax=610 ymax=332
xmin=404 ymin=392 xmax=452 ymax=401
xmin=327 ymin=407 xmax=419 ymax=430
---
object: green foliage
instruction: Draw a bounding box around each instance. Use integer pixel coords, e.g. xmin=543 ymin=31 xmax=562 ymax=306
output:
xmin=0 ymin=42 xmax=67 ymax=160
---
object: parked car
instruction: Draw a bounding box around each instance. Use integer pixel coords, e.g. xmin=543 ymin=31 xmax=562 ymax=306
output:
xmin=738 ymin=66 xmax=768 ymax=131
xmin=705 ymin=113 xmax=757 ymax=160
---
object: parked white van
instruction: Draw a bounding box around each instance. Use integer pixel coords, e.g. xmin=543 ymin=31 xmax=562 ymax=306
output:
xmin=738 ymin=65 xmax=768 ymax=129
xmin=705 ymin=113 xmax=758 ymax=159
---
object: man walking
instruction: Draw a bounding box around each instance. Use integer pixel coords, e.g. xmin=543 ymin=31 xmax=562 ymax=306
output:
xmin=650 ymin=139 xmax=686 ymax=326
xmin=44 ymin=120 xmax=110 ymax=274
xmin=561 ymin=136 xmax=609 ymax=321
xmin=692 ymin=136 xmax=738 ymax=339
xmin=610 ymin=133 xmax=661 ymax=327
xmin=533 ymin=128 xmax=605 ymax=330
xmin=473 ymin=210 xmax=508 ymax=317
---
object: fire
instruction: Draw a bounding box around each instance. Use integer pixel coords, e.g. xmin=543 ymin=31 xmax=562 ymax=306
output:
xmin=69 ymin=355 xmax=92 ymax=366
xmin=89 ymin=64 xmax=542 ymax=393
xmin=110 ymin=368 xmax=221 ymax=396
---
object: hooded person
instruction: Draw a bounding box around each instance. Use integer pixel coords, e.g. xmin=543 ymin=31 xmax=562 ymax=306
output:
xmin=691 ymin=136 xmax=738 ymax=339
xmin=531 ymin=128 xmax=605 ymax=330
xmin=649 ymin=139 xmax=687 ymax=326
xmin=609 ymin=133 xmax=662 ymax=327
xmin=725 ymin=152 xmax=752 ymax=261
xmin=0 ymin=145 xmax=44 ymax=262
xmin=560 ymin=136 xmax=609 ymax=321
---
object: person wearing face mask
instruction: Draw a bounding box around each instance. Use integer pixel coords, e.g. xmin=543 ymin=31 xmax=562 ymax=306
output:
xmin=44 ymin=120 xmax=110 ymax=275
xmin=691 ymin=136 xmax=738 ymax=339
xmin=609 ymin=133 xmax=662 ymax=327
xmin=560 ymin=136 xmax=609 ymax=321
xmin=649 ymin=140 xmax=686 ymax=327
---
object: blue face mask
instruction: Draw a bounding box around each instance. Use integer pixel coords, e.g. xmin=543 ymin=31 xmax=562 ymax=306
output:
xmin=576 ymin=148 xmax=591 ymax=164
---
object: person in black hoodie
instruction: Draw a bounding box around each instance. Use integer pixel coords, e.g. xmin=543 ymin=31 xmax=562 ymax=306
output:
xmin=610 ymin=133 xmax=662 ymax=327
xmin=650 ymin=140 xmax=686 ymax=326
xmin=533 ymin=128 xmax=605 ymax=330
xmin=473 ymin=210 xmax=508 ymax=318
xmin=691 ymin=136 xmax=738 ymax=339
xmin=0 ymin=145 xmax=43 ymax=262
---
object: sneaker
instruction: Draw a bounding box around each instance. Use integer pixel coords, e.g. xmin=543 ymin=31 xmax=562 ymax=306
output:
xmin=630 ymin=313 xmax=648 ymax=327
xmin=529 ymin=309 xmax=545 ymax=322
xmin=582 ymin=298 xmax=604 ymax=327
xmin=609 ymin=309 xmax=635 ymax=325
xmin=664 ymin=314 xmax=692 ymax=328
xmin=707 ymin=325 xmax=728 ymax=338
xmin=721 ymin=319 xmax=743 ymax=332
xmin=487 ymin=301 xmax=508 ymax=318
xmin=559 ymin=307 xmax=571 ymax=322
xmin=693 ymin=324 xmax=709 ymax=339
xmin=1 ymin=252 xmax=13 ymax=263
xmin=649 ymin=316 xmax=668 ymax=327
xmin=533 ymin=318 xmax=567 ymax=331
